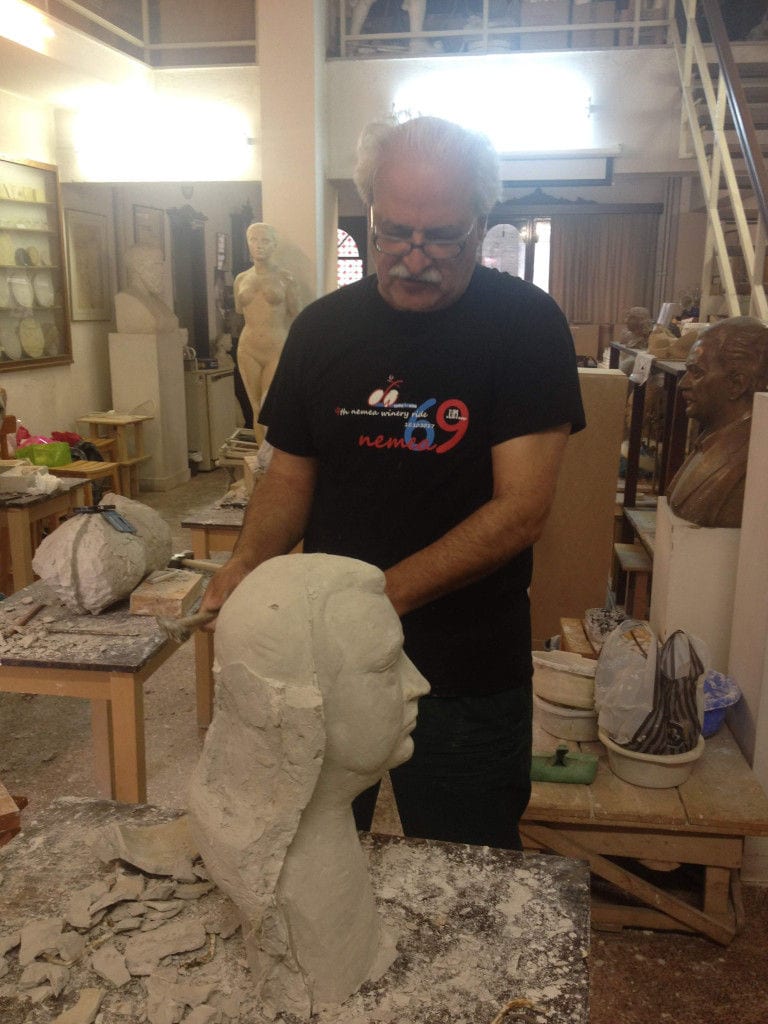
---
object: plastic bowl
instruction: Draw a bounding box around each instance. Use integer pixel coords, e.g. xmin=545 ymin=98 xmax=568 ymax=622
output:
xmin=533 ymin=650 xmax=596 ymax=710
xmin=598 ymin=728 xmax=705 ymax=789
xmin=534 ymin=694 xmax=599 ymax=742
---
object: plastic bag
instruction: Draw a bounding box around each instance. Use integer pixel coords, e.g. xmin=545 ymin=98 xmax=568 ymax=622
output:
xmin=623 ymin=631 xmax=707 ymax=755
xmin=595 ymin=620 xmax=657 ymax=745
xmin=16 ymin=441 xmax=72 ymax=467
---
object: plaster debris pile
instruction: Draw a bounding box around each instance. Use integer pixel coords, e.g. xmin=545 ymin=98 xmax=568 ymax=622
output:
xmin=0 ymin=816 xmax=244 ymax=1024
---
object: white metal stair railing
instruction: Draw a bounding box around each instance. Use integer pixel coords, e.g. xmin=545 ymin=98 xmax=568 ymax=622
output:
xmin=673 ymin=0 xmax=768 ymax=321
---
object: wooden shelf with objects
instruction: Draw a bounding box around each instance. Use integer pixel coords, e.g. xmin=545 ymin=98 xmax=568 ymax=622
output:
xmin=0 ymin=155 xmax=72 ymax=371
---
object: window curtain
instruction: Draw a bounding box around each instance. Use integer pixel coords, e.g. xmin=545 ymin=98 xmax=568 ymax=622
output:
xmin=549 ymin=212 xmax=660 ymax=325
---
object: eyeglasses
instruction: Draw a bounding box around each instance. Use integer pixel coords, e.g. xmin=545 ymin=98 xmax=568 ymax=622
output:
xmin=371 ymin=221 xmax=477 ymax=261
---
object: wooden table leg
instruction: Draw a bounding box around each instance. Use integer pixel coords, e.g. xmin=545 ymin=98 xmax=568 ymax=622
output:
xmin=195 ymin=629 xmax=215 ymax=730
xmin=108 ymin=673 xmax=146 ymax=803
xmin=189 ymin=526 xmax=211 ymax=560
xmin=91 ymin=698 xmax=115 ymax=799
xmin=5 ymin=509 xmax=34 ymax=589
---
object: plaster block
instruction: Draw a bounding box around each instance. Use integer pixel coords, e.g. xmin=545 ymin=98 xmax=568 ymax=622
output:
xmin=649 ymin=498 xmax=740 ymax=673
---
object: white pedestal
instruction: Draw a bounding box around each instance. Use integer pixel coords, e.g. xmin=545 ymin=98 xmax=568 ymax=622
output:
xmin=108 ymin=330 xmax=191 ymax=492
xmin=649 ymin=498 xmax=740 ymax=673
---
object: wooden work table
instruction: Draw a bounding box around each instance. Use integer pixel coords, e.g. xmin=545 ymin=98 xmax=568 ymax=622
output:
xmin=523 ymin=718 xmax=768 ymax=945
xmin=0 ymin=477 xmax=86 ymax=594
xmin=0 ymin=581 xmax=184 ymax=803
xmin=0 ymin=799 xmax=589 ymax=1023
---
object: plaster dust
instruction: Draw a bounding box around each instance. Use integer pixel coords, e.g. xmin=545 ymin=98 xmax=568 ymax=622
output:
xmin=0 ymin=800 xmax=588 ymax=1024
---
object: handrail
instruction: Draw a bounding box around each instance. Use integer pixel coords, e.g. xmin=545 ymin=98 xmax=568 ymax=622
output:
xmin=700 ymin=0 xmax=768 ymax=233
xmin=673 ymin=0 xmax=768 ymax=320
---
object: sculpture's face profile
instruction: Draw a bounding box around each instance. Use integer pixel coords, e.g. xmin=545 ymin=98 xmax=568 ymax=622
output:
xmin=320 ymin=589 xmax=430 ymax=783
xmin=371 ymin=153 xmax=481 ymax=314
xmin=679 ymin=332 xmax=731 ymax=429
xmin=248 ymin=225 xmax=277 ymax=264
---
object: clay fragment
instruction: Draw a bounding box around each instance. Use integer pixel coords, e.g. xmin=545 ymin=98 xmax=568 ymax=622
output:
xmin=113 ymin=918 xmax=144 ymax=934
xmin=174 ymin=882 xmax=215 ymax=901
xmin=51 ymin=987 xmax=105 ymax=1024
xmin=124 ymin=919 xmax=207 ymax=975
xmin=144 ymin=881 xmax=176 ymax=901
xmin=109 ymin=901 xmax=147 ymax=923
xmin=98 ymin=817 xmax=198 ymax=877
xmin=27 ymin=984 xmax=54 ymax=1003
xmin=57 ymin=931 xmax=87 ymax=964
xmin=90 ymin=872 xmax=145 ymax=913
xmin=65 ymin=882 xmax=110 ymax=930
xmin=19 ymin=917 xmax=64 ymax=966
xmin=0 ymin=956 xmax=8 ymax=979
xmin=0 ymin=931 xmax=20 ymax=957
xmin=19 ymin=961 xmax=70 ymax=996
xmin=90 ymin=944 xmax=131 ymax=987
xmin=185 ymin=1006 xmax=219 ymax=1024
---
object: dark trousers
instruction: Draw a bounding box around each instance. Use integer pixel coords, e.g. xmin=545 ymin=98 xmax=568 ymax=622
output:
xmin=352 ymin=684 xmax=533 ymax=850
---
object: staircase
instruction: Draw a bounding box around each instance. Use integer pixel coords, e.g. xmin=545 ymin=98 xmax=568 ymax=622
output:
xmin=674 ymin=0 xmax=768 ymax=321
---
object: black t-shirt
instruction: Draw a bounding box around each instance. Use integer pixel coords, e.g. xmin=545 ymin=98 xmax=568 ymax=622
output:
xmin=261 ymin=266 xmax=585 ymax=695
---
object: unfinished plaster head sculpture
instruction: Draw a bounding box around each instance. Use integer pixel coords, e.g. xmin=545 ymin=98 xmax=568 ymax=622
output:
xmin=667 ymin=316 xmax=768 ymax=528
xmin=233 ymin=224 xmax=299 ymax=434
xmin=188 ymin=554 xmax=429 ymax=1019
xmin=115 ymin=244 xmax=180 ymax=334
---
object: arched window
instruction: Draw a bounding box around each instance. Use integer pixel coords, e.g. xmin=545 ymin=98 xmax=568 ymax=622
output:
xmin=337 ymin=228 xmax=364 ymax=287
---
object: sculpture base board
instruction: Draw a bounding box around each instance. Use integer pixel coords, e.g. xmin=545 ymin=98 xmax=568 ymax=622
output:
xmin=650 ymin=498 xmax=740 ymax=672
xmin=0 ymin=799 xmax=589 ymax=1024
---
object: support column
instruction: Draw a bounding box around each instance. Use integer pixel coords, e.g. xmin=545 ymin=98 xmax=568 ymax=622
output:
xmin=257 ymin=0 xmax=336 ymax=299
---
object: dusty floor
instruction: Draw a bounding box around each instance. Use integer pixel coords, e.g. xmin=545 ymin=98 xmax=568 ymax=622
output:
xmin=1 ymin=469 xmax=767 ymax=1023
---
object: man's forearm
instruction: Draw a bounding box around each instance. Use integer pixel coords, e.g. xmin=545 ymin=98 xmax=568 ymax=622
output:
xmin=384 ymin=426 xmax=570 ymax=617
xmin=231 ymin=456 xmax=316 ymax=570
xmin=384 ymin=493 xmax=543 ymax=617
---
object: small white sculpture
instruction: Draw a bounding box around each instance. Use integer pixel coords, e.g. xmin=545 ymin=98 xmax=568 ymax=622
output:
xmin=233 ymin=224 xmax=299 ymax=426
xmin=115 ymin=245 xmax=179 ymax=335
xmin=188 ymin=554 xmax=430 ymax=1019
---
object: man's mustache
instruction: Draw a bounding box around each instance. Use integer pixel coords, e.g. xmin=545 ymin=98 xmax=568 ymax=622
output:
xmin=388 ymin=263 xmax=442 ymax=285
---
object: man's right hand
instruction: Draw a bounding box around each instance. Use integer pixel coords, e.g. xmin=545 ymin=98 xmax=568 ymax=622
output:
xmin=199 ymin=556 xmax=254 ymax=630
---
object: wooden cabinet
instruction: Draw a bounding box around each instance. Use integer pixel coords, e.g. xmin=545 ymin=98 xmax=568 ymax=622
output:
xmin=0 ymin=155 xmax=72 ymax=371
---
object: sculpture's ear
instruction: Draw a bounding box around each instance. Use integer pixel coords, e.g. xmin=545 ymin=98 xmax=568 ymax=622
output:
xmin=726 ymin=369 xmax=749 ymax=401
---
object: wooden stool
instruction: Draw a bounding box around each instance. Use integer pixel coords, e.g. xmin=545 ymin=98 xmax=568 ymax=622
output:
xmin=87 ymin=436 xmax=117 ymax=461
xmin=49 ymin=461 xmax=121 ymax=506
xmin=613 ymin=542 xmax=652 ymax=619
xmin=77 ymin=414 xmax=153 ymax=498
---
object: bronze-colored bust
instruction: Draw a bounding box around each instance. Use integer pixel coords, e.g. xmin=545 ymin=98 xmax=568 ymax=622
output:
xmin=666 ymin=316 xmax=768 ymax=528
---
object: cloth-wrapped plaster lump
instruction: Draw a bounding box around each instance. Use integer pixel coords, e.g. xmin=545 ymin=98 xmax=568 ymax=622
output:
xmin=32 ymin=507 xmax=153 ymax=614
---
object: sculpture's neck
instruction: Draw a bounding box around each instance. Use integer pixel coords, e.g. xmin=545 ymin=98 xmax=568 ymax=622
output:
xmin=274 ymin=793 xmax=383 ymax=1004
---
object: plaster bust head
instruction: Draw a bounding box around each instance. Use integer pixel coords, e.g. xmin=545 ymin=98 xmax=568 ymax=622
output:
xmin=124 ymin=245 xmax=166 ymax=296
xmin=624 ymin=306 xmax=652 ymax=339
xmin=246 ymin=222 xmax=278 ymax=264
xmin=190 ymin=553 xmax=429 ymax=915
xmin=679 ymin=316 xmax=768 ymax=430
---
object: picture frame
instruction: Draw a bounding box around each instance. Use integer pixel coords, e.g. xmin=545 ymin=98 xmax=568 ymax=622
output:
xmin=133 ymin=204 xmax=166 ymax=257
xmin=65 ymin=209 xmax=111 ymax=322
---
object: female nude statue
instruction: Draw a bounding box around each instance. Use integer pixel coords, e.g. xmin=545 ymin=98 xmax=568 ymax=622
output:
xmin=234 ymin=223 xmax=299 ymax=433
xmin=188 ymin=554 xmax=430 ymax=1019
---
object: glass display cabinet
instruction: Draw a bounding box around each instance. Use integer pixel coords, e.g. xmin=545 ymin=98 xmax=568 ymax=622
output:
xmin=0 ymin=155 xmax=72 ymax=371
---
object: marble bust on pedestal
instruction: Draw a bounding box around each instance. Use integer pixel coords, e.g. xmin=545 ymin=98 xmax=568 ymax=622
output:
xmin=115 ymin=245 xmax=179 ymax=335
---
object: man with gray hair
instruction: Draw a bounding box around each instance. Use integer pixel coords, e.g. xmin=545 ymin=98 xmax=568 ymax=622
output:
xmin=202 ymin=115 xmax=584 ymax=850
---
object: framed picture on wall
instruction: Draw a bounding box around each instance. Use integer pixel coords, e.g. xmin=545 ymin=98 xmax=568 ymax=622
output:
xmin=65 ymin=209 xmax=111 ymax=322
xmin=133 ymin=204 xmax=165 ymax=256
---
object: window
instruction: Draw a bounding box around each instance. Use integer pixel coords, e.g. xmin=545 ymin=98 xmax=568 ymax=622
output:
xmin=337 ymin=228 xmax=364 ymax=287
xmin=482 ymin=218 xmax=551 ymax=291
